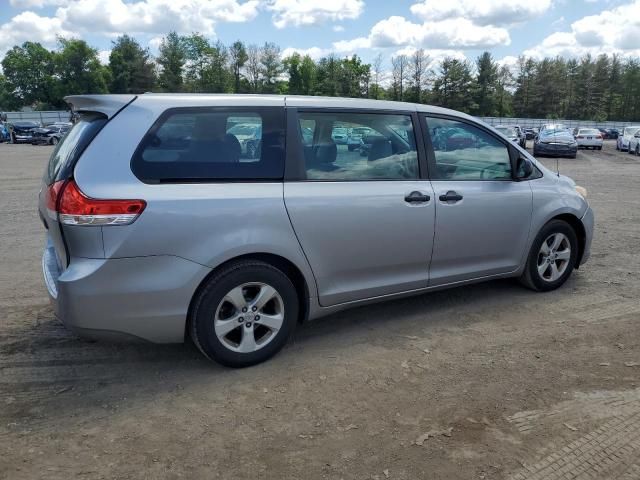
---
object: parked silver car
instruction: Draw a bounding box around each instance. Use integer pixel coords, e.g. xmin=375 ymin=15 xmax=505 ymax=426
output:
xmin=39 ymin=95 xmax=594 ymax=367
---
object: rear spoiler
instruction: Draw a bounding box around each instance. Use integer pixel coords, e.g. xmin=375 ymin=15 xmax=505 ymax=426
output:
xmin=64 ymin=94 xmax=137 ymax=119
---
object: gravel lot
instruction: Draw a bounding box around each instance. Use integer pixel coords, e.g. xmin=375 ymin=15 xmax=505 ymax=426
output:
xmin=1 ymin=140 xmax=639 ymax=479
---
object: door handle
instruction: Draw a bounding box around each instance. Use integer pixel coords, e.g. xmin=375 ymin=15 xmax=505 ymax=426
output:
xmin=439 ymin=191 xmax=463 ymax=202
xmin=404 ymin=191 xmax=431 ymax=203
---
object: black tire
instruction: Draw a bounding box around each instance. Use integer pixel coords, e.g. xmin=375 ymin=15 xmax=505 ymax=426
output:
xmin=348 ymin=144 xmax=356 ymax=151
xmin=520 ymin=219 xmax=578 ymax=292
xmin=50 ymin=137 xmax=58 ymax=146
xmin=597 ymin=146 xmax=602 ymax=150
xmin=190 ymin=260 xmax=298 ymax=367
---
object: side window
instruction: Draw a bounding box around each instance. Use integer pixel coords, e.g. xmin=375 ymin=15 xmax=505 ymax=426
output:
xmin=426 ymin=117 xmax=512 ymax=180
xmin=297 ymin=112 xmax=419 ymax=181
xmin=132 ymin=108 xmax=284 ymax=182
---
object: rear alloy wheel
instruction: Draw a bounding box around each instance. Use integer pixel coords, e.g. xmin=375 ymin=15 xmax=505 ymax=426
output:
xmin=520 ymin=220 xmax=578 ymax=292
xmin=50 ymin=137 xmax=58 ymax=146
xmin=190 ymin=260 xmax=298 ymax=367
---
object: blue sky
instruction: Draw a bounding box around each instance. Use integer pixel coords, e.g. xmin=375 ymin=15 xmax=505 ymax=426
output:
xmin=1 ymin=0 xmax=639 ymax=71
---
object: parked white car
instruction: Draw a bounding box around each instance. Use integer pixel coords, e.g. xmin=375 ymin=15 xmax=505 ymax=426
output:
xmin=616 ymin=126 xmax=640 ymax=151
xmin=575 ymin=128 xmax=603 ymax=150
xmin=628 ymin=130 xmax=640 ymax=156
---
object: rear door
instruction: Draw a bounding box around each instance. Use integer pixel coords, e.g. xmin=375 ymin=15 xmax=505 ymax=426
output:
xmin=422 ymin=115 xmax=533 ymax=286
xmin=284 ymin=108 xmax=435 ymax=306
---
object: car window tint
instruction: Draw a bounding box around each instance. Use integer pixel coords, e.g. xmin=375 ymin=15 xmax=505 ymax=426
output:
xmin=132 ymin=108 xmax=284 ymax=182
xmin=426 ymin=117 xmax=511 ymax=181
xmin=297 ymin=112 xmax=419 ymax=181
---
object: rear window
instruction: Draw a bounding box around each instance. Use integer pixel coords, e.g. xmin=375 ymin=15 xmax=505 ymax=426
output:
xmin=45 ymin=112 xmax=107 ymax=185
xmin=131 ymin=107 xmax=285 ymax=183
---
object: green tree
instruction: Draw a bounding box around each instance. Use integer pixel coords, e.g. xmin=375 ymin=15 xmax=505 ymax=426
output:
xmin=183 ymin=33 xmax=211 ymax=92
xmin=432 ymin=57 xmax=475 ymax=112
xmin=299 ymin=55 xmax=316 ymax=95
xmin=229 ymin=41 xmax=248 ymax=93
xmin=315 ymin=55 xmax=340 ymax=96
xmin=513 ymin=56 xmax=536 ymax=117
xmin=54 ymin=38 xmax=108 ymax=100
xmin=260 ymin=42 xmax=283 ymax=93
xmin=1 ymin=42 xmax=55 ymax=107
xmin=109 ymin=35 xmax=155 ymax=94
xmin=473 ymin=51 xmax=498 ymax=116
xmin=157 ymin=32 xmax=186 ymax=92
xmin=495 ymin=65 xmax=514 ymax=117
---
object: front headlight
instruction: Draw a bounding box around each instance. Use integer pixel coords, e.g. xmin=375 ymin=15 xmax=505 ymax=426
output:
xmin=575 ymin=185 xmax=587 ymax=199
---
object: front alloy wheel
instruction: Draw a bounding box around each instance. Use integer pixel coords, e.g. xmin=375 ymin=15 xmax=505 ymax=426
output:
xmin=520 ymin=219 xmax=578 ymax=291
xmin=536 ymin=233 xmax=571 ymax=282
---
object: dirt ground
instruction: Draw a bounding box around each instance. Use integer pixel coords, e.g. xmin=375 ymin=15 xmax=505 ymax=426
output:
xmin=1 ymin=140 xmax=639 ymax=480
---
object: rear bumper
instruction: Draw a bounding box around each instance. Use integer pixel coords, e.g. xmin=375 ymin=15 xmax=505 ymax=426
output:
xmin=43 ymin=252 xmax=211 ymax=343
xmin=580 ymin=206 xmax=594 ymax=265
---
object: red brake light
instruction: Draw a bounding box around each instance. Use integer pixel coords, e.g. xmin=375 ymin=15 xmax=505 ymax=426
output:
xmin=596 ymin=135 xmax=602 ymax=139
xmin=47 ymin=180 xmax=146 ymax=226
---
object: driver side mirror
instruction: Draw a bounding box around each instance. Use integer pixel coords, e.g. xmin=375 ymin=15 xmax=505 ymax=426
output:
xmin=515 ymin=156 xmax=534 ymax=180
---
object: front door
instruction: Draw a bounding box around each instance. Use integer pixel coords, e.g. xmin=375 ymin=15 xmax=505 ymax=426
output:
xmin=423 ymin=115 xmax=533 ymax=286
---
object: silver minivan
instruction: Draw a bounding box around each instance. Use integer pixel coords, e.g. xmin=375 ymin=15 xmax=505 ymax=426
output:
xmin=40 ymin=94 xmax=594 ymax=367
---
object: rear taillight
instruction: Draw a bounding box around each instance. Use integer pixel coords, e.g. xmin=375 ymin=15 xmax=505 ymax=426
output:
xmin=596 ymin=135 xmax=602 ymax=139
xmin=46 ymin=180 xmax=146 ymax=226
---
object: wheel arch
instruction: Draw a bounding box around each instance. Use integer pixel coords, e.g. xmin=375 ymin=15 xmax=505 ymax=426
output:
xmin=186 ymin=252 xmax=311 ymax=341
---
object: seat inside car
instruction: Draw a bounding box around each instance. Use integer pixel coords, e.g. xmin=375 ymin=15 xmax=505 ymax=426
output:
xmin=188 ymin=114 xmax=241 ymax=163
xmin=304 ymin=121 xmax=338 ymax=172
xmin=368 ymin=137 xmax=393 ymax=162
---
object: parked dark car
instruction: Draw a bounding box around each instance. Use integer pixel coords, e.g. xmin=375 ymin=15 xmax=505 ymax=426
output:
xmin=10 ymin=121 xmax=40 ymax=143
xmin=31 ymin=124 xmax=71 ymax=145
xmin=533 ymin=128 xmax=578 ymax=158
xmin=605 ymin=128 xmax=619 ymax=139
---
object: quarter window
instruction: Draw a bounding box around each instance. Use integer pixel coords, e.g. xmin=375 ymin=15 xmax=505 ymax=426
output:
xmin=426 ymin=117 xmax=512 ymax=181
xmin=297 ymin=112 xmax=419 ymax=181
xmin=131 ymin=108 xmax=284 ymax=182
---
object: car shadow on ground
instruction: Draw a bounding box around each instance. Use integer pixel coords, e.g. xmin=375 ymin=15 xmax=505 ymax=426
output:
xmin=0 ymin=275 xmax=563 ymax=425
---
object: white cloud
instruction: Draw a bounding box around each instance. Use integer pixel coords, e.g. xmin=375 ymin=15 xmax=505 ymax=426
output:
xmin=148 ymin=36 xmax=163 ymax=52
xmin=410 ymin=0 xmax=553 ymax=26
xmin=281 ymin=46 xmax=328 ymax=60
xmin=268 ymin=0 xmax=364 ymax=28
xmin=97 ymin=49 xmax=111 ymax=65
xmin=524 ymin=0 xmax=640 ymax=59
xmin=333 ymin=15 xmax=510 ymax=53
xmin=0 ymin=11 xmax=73 ymax=57
xmin=333 ymin=25 xmax=344 ymax=32
xmin=56 ymin=0 xmax=260 ymax=36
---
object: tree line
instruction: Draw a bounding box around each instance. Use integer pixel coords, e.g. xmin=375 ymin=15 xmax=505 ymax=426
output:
xmin=1 ymin=33 xmax=639 ymax=121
